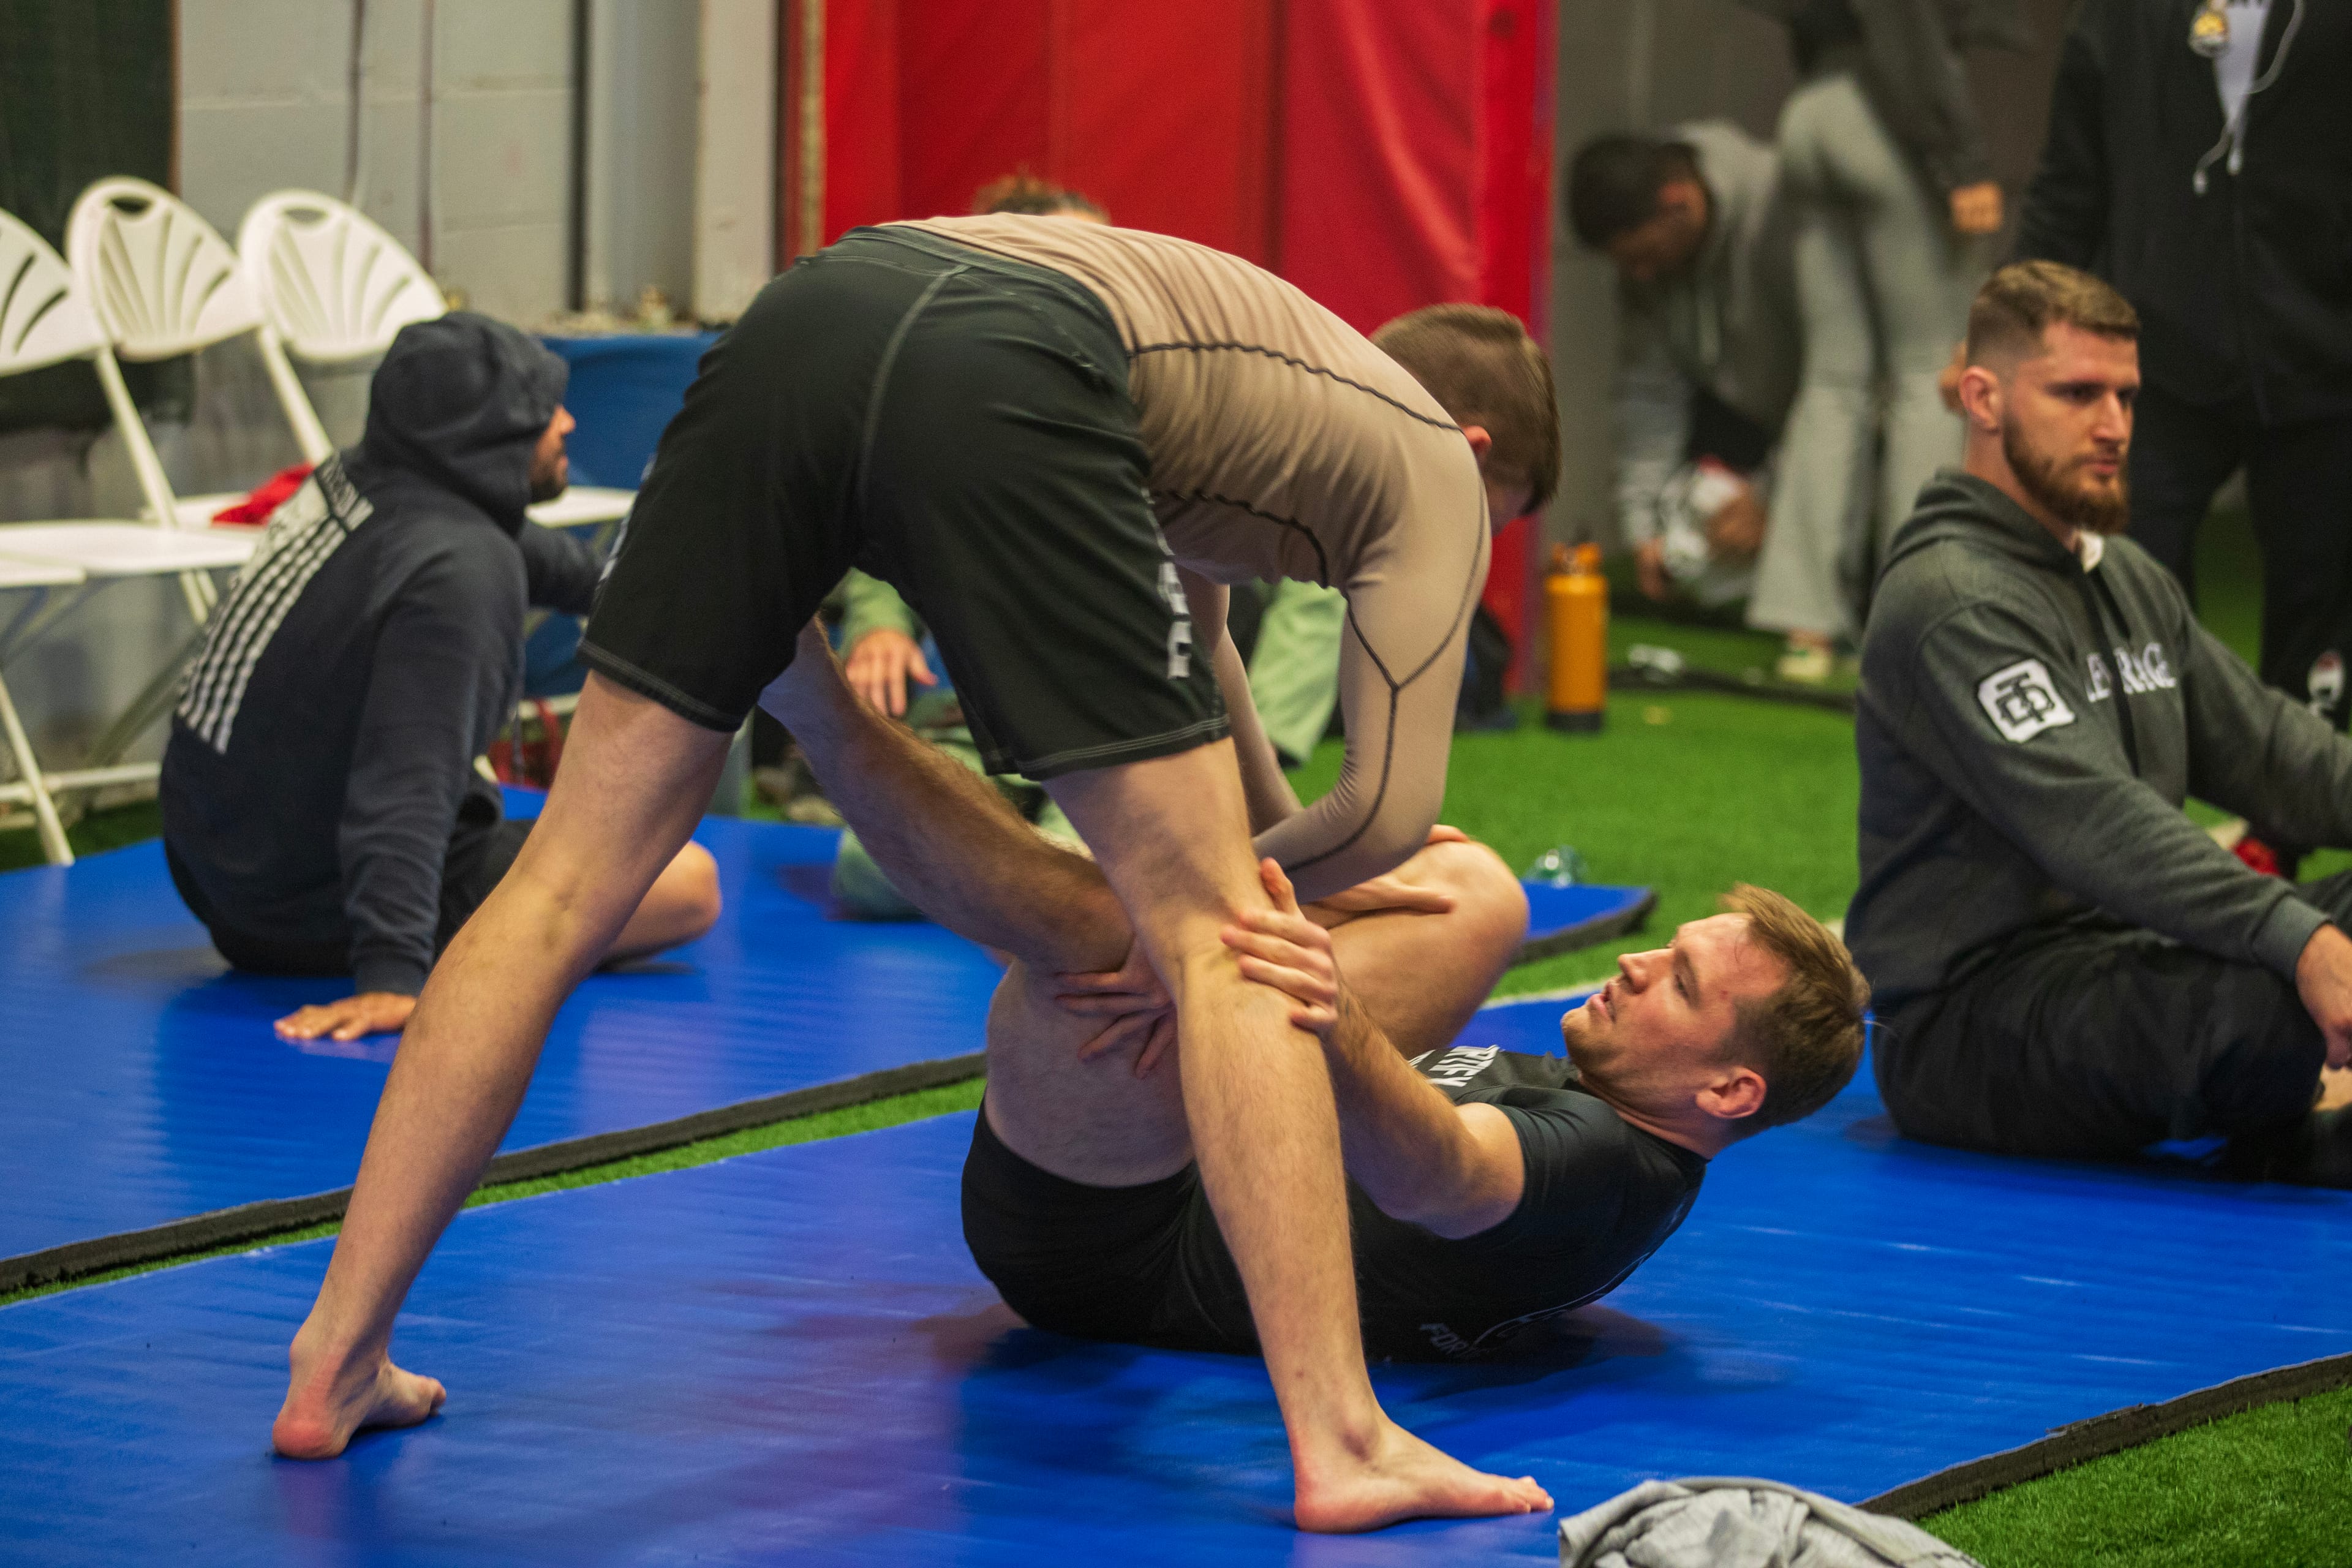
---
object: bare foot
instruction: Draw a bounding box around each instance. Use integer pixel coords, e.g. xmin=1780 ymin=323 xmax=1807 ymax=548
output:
xmin=1292 ymin=1417 xmax=1553 ymax=1533
xmin=272 ymin=1332 xmax=446 ymax=1459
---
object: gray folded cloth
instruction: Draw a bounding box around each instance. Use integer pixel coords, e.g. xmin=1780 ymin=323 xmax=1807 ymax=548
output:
xmin=1560 ymin=1477 xmax=1984 ymax=1568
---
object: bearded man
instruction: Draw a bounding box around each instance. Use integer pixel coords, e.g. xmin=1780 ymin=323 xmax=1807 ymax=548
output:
xmin=1846 ymin=260 xmax=2352 ymax=1187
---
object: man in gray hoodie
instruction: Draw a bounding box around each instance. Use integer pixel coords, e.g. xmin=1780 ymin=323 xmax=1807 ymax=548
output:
xmin=1848 ymin=260 xmax=2351 ymax=1185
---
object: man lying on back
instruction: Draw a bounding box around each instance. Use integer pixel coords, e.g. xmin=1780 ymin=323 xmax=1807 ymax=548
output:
xmin=775 ymin=627 xmax=1871 ymax=1378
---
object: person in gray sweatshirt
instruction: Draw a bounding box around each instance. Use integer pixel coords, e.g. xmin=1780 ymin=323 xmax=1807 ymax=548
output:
xmin=1848 ymin=260 xmax=2351 ymax=1186
xmin=1567 ymin=124 xmax=1799 ymax=610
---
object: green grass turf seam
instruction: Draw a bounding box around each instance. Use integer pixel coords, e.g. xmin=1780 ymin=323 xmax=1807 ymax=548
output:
xmin=0 ymin=1054 xmax=984 ymax=1300
xmin=1863 ymin=1351 xmax=2352 ymax=1520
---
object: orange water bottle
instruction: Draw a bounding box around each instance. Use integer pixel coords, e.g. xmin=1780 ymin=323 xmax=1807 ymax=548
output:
xmin=1545 ymin=542 xmax=1607 ymax=732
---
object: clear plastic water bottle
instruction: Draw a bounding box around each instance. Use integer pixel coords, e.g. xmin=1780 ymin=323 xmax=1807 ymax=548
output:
xmin=1523 ymin=845 xmax=1587 ymax=887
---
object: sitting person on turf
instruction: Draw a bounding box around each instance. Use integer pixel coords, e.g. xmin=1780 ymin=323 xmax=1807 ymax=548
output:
xmin=778 ymin=627 xmax=1867 ymax=1370
xmin=1850 ymin=261 xmax=2352 ymax=1185
xmin=160 ymin=314 xmax=720 ymax=1043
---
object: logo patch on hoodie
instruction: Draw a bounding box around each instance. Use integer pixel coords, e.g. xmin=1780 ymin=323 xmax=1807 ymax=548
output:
xmin=1977 ymin=658 xmax=2075 ymax=742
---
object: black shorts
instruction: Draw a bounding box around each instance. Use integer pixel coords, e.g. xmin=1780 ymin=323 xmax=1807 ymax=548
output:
xmin=960 ymin=1102 xmax=1255 ymax=1354
xmin=167 ymin=812 xmax=532 ymax=978
xmin=581 ymin=227 xmax=1228 ymax=780
xmin=1875 ymin=881 xmax=2340 ymax=1159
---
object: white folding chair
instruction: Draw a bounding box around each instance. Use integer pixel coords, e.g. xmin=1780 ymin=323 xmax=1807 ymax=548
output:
xmin=0 ymin=203 xmax=256 ymax=862
xmin=238 ymin=189 xmax=633 ymax=531
xmin=65 ymin=177 xmax=287 ymax=542
xmin=0 ymin=556 xmax=90 ymax=863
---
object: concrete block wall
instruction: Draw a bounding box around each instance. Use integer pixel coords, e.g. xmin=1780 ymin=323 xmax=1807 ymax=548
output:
xmin=179 ymin=0 xmax=578 ymax=326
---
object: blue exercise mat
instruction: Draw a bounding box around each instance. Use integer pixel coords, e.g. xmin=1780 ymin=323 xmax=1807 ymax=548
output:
xmin=4 ymin=997 xmax=2343 ymax=1564
xmin=0 ymin=801 xmax=1003 ymax=1264
xmin=1518 ymin=881 xmax=1654 ymax=960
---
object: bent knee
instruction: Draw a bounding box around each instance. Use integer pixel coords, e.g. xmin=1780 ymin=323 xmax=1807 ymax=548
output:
xmin=663 ymin=842 xmax=723 ymax=938
xmin=1419 ymin=839 xmax=1529 ymax=940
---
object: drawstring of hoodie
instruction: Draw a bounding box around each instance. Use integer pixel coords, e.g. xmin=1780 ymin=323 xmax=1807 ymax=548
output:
xmin=2070 ymin=560 xmax=2142 ymax=776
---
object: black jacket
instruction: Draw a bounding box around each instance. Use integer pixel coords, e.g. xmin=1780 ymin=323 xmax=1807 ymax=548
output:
xmin=162 ymin=314 xmax=601 ymax=995
xmin=1848 ymin=472 xmax=2352 ymax=1009
xmin=2013 ymin=0 xmax=2352 ymax=423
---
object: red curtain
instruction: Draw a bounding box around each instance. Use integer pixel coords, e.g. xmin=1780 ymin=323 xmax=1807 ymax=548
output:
xmin=799 ymin=0 xmax=1555 ymax=682
xmin=810 ymin=0 xmax=1277 ymax=263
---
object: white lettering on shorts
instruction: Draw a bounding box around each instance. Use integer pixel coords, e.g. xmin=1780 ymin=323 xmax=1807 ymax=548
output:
xmin=1977 ymin=658 xmax=2076 ymax=742
xmin=1158 ymin=560 xmax=1193 ymax=678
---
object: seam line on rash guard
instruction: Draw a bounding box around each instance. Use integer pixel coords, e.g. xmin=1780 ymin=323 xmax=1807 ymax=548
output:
xmin=855 ymin=266 xmax=967 ymax=516
xmin=1155 ymin=488 xmax=1331 ymax=586
xmin=1286 ymin=512 xmax=1489 ymax=878
xmin=577 ymin=641 xmax=742 ymax=732
xmin=1129 ymin=341 xmax=1462 ymax=434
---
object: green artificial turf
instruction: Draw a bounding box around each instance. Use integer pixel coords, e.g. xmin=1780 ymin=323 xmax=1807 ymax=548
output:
xmin=0 ymin=1077 xmax=984 ymax=1308
xmin=1922 ymin=1385 xmax=2352 ymax=1568
xmin=0 ymin=796 xmax=162 ymax=875
xmin=1292 ymin=674 xmax=1860 ymax=998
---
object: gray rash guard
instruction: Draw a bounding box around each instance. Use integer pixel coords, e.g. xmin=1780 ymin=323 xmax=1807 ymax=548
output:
xmin=1847 ymin=470 xmax=2352 ymax=1009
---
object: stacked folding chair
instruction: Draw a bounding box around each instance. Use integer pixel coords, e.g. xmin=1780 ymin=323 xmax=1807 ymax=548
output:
xmin=0 ymin=202 xmax=254 ymax=865
xmin=238 ymin=189 xmax=636 ymax=531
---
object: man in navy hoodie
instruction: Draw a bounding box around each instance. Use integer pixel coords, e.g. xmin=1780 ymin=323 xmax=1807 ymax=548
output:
xmin=162 ymin=314 xmax=720 ymax=1042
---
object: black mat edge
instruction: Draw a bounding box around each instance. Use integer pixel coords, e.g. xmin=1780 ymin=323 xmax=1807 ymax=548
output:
xmin=1861 ymin=1350 xmax=2352 ymax=1519
xmin=1512 ymin=887 xmax=1657 ymax=966
xmin=0 ymin=1052 xmax=986 ymax=1296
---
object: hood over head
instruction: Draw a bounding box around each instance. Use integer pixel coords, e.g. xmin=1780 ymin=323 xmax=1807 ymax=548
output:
xmin=358 ymin=312 xmax=568 ymax=532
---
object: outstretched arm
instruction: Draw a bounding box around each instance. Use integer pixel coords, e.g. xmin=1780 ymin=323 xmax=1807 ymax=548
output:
xmin=1224 ymin=861 xmax=1524 ymax=1240
xmin=274 ymin=673 xmax=729 ymax=1459
xmin=1252 ymin=444 xmax=1488 ymax=902
xmin=761 ymin=623 xmax=1127 ymax=973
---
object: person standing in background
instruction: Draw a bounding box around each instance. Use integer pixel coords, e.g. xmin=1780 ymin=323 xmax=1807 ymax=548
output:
xmin=2011 ymin=0 xmax=2352 ymax=876
xmin=1738 ymin=0 xmax=2027 ymax=681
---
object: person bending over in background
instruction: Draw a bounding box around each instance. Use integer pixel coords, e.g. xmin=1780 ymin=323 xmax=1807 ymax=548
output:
xmin=271 ymin=216 xmax=1558 ymax=1531
xmin=2010 ymin=0 xmax=2352 ymax=877
xmin=1567 ymin=127 xmax=1797 ymax=616
xmin=1734 ymin=0 xmax=2026 ymax=681
xmin=781 ymin=624 xmax=1866 ymax=1466
xmin=160 ymin=314 xmax=719 ymax=1043
xmin=1850 ymin=262 xmax=2352 ymax=1187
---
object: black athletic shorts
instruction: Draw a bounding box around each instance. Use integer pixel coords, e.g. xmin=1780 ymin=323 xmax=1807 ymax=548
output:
xmin=1875 ymin=883 xmax=2340 ymax=1159
xmin=960 ymin=1101 xmax=1256 ymax=1354
xmin=581 ymin=227 xmax=1228 ymax=780
xmin=167 ymin=810 xmax=532 ymax=979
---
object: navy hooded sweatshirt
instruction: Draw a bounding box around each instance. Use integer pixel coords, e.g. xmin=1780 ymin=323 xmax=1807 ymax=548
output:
xmin=161 ymin=313 xmax=601 ymax=996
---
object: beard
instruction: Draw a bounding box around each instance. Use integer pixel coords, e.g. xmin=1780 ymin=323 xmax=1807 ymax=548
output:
xmin=2002 ymin=418 xmax=2129 ymax=535
xmin=528 ymin=458 xmax=568 ymax=503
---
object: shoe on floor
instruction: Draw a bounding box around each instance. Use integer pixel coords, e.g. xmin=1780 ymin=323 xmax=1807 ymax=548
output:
xmin=1774 ymin=641 xmax=1834 ymax=684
